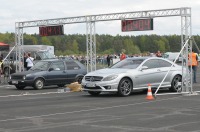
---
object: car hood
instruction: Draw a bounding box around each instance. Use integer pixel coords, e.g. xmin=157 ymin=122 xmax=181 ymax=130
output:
xmin=11 ymin=70 xmax=45 ymax=76
xmin=86 ymin=68 xmax=132 ymax=76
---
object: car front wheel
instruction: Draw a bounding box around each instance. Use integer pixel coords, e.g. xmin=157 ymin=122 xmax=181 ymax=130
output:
xmin=118 ymin=78 xmax=132 ymax=97
xmin=170 ymin=75 xmax=182 ymax=92
xmin=34 ymin=78 xmax=44 ymax=90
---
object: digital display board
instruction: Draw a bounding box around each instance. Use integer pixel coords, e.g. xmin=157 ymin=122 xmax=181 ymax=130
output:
xmin=121 ymin=19 xmax=153 ymax=32
xmin=39 ymin=25 xmax=64 ymax=36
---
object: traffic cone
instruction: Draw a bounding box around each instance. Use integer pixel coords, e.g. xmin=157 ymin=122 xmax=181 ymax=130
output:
xmin=146 ymin=84 xmax=154 ymax=100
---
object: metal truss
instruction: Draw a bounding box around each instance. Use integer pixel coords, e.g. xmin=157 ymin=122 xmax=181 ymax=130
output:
xmin=181 ymin=8 xmax=192 ymax=93
xmin=86 ymin=20 xmax=96 ymax=72
xmin=15 ymin=7 xmax=192 ymax=93
xmin=17 ymin=7 xmax=190 ymax=28
xmin=15 ymin=23 xmax=24 ymax=72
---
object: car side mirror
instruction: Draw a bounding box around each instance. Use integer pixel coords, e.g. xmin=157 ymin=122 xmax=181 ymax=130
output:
xmin=140 ymin=66 xmax=148 ymax=71
xmin=49 ymin=68 xmax=54 ymax=71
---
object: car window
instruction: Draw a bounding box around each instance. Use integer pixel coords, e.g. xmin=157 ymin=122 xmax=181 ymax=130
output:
xmin=143 ymin=59 xmax=160 ymax=69
xmin=35 ymin=53 xmax=41 ymax=60
xmin=3 ymin=52 xmax=16 ymax=60
xmin=111 ymin=59 xmax=144 ymax=69
xmin=50 ymin=61 xmax=65 ymax=71
xmin=32 ymin=61 xmax=50 ymax=71
xmin=65 ymin=61 xmax=81 ymax=70
xmin=9 ymin=52 xmax=16 ymax=60
xmin=37 ymin=51 xmax=55 ymax=59
xmin=158 ymin=59 xmax=173 ymax=67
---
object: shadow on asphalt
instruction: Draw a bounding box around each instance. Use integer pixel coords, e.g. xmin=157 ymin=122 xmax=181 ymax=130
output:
xmin=1 ymin=85 xmax=61 ymax=91
xmin=81 ymin=89 xmax=175 ymax=98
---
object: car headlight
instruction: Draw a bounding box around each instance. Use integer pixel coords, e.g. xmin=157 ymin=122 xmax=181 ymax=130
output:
xmin=103 ymin=75 xmax=118 ymax=81
xmin=23 ymin=76 xmax=26 ymax=80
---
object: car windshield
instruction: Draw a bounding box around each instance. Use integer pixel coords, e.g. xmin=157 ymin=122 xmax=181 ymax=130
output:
xmin=31 ymin=61 xmax=51 ymax=71
xmin=37 ymin=51 xmax=55 ymax=60
xmin=111 ymin=59 xmax=144 ymax=69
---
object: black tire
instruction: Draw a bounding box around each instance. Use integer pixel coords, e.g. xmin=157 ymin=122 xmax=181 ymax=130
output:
xmin=170 ymin=75 xmax=182 ymax=92
xmin=88 ymin=91 xmax=101 ymax=96
xmin=57 ymin=84 xmax=65 ymax=87
xmin=34 ymin=78 xmax=44 ymax=90
xmin=117 ymin=78 xmax=133 ymax=97
xmin=75 ymin=76 xmax=83 ymax=84
xmin=15 ymin=85 xmax=26 ymax=90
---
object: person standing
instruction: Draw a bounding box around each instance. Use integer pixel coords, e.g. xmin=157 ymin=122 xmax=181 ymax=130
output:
xmin=106 ymin=55 xmax=111 ymax=67
xmin=24 ymin=53 xmax=28 ymax=71
xmin=0 ymin=56 xmax=3 ymax=74
xmin=188 ymin=50 xmax=199 ymax=83
xmin=120 ymin=52 xmax=126 ymax=61
xmin=26 ymin=53 xmax=34 ymax=70
xmin=156 ymin=50 xmax=162 ymax=57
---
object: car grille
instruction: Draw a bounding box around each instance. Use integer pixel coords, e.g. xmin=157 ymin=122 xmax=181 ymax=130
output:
xmin=11 ymin=75 xmax=24 ymax=80
xmin=84 ymin=86 xmax=102 ymax=89
xmin=85 ymin=76 xmax=103 ymax=82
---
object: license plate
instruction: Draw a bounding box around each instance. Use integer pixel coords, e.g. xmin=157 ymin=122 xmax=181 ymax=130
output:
xmin=86 ymin=83 xmax=95 ymax=87
xmin=12 ymin=81 xmax=18 ymax=84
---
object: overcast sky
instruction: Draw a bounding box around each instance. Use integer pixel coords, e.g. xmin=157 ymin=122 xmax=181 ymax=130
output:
xmin=0 ymin=0 xmax=199 ymax=36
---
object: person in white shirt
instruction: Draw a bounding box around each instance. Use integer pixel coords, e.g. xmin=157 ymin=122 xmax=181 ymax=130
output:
xmin=26 ymin=53 xmax=34 ymax=70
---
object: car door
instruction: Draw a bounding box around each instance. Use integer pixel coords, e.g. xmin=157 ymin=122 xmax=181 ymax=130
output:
xmin=46 ymin=61 xmax=66 ymax=85
xmin=137 ymin=59 xmax=165 ymax=88
xmin=64 ymin=61 xmax=82 ymax=83
xmin=157 ymin=59 xmax=174 ymax=86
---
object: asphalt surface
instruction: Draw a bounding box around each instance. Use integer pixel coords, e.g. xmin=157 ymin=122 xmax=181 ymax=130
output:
xmin=0 ymin=70 xmax=200 ymax=132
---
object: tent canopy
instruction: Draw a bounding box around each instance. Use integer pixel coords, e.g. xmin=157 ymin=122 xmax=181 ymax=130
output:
xmin=0 ymin=42 xmax=9 ymax=51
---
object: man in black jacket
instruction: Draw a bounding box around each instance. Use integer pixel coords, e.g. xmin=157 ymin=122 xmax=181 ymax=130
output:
xmin=24 ymin=53 xmax=28 ymax=71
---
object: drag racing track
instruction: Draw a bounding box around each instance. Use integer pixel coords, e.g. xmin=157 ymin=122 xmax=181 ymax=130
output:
xmin=0 ymin=84 xmax=200 ymax=132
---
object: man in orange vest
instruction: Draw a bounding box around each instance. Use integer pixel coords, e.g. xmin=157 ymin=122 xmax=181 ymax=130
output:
xmin=188 ymin=50 xmax=199 ymax=83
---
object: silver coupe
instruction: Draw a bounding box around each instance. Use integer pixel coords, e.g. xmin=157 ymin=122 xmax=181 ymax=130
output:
xmin=81 ymin=57 xmax=183 ymax=96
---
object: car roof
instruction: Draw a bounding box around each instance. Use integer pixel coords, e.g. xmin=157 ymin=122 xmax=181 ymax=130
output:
xmin=127 ymin=56 xmax=169 ymax=60
xmin=126 ymin=56 xmax=174 ymax=63
xmin=40 ymin=58 xmax=76 ymax=62
xmin=126 ymin=57 xmax=150 ymax=60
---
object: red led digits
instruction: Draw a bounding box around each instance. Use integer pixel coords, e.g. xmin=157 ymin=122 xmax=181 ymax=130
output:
xmin=121 ymin=19 xmax=153 ymax=32
xmin=39 ymin=27 xmax=47 ymax=36
xmin=132 ymin=20 xmax=138 ymax=31
xmin=121 ymin=20 xmax=127 ymax=32
xmin=138 ymin=20 xmax=144 ymax=31
xmin=127 ymin=20 xmax=133 ymax=31
xmin=143 ymin=19 xmax=150 ymax=30
xmin=39 ymin=25 xmax=64 ymax=36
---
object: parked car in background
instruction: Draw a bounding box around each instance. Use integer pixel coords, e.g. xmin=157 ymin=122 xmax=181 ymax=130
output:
xmin=2 ymin=50 xmax=56 ymax=77
xmin=162 ymin=52 xmax=182 ymax=63
xmin=82 ymin=57 xmax=183 ymax=96
xmin=8 ymin=59 xmax=87 ymax=90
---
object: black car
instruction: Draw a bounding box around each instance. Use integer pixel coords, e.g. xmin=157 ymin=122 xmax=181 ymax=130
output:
xmin=8 ymin=59 xmax=87 ymax=90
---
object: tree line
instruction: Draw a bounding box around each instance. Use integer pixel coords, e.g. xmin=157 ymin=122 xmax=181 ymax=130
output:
xmin=0 ymin=33 xmax=200 ymax=56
